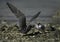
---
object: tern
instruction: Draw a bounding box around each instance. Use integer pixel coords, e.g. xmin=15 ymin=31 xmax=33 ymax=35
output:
xmin=6 ymin=2 xmax=41 ymax=34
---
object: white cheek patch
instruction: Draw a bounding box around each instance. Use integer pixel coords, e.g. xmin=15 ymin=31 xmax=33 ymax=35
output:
xmin=35 ymin=24 xmax=42 ymax=29
xmin=39 ymin=25 xmax=41 ymax=28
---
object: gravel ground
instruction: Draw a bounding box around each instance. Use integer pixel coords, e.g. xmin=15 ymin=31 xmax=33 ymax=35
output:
xmin=0 ymin=24 xmax=60 ymax=42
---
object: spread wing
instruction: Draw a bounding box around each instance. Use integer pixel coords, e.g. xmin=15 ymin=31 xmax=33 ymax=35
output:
xmin=6 ymin=2 xmax=26 ymax=33
xmin=7 ymin=2 xmax=25 ymax=18
xmin=29 ymin=11 xmax=41 ymax=22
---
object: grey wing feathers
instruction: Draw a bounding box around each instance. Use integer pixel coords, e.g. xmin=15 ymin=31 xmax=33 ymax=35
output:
xmin=29 ymin=11 xmax=41 ymax=22
xmin=6 ymin=2 xmax=25 ymax=18
xmin=6 ymin=2 xmax=27 ymax=33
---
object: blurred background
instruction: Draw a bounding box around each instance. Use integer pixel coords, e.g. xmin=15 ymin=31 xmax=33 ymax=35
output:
xmin=0 ymin=0 xmax=60 ymax=25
